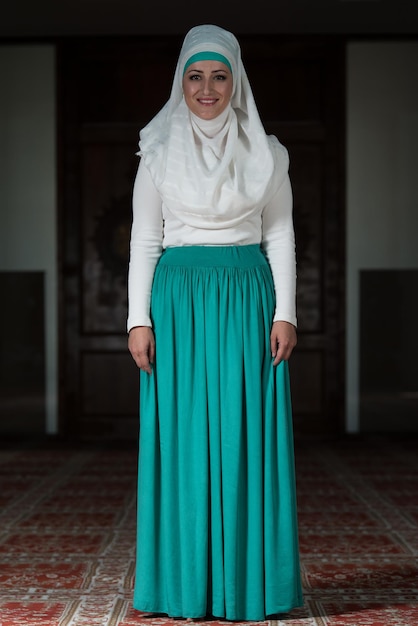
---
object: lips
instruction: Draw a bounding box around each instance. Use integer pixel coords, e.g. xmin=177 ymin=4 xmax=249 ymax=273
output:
xmin=198 ymin=98 xmax=218 ymax=106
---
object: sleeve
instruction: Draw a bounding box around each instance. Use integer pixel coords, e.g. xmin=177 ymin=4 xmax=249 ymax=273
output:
xmin=261 ymin=174 xmax=297 ymax=327
xmin=127 ymin=159 xmax=163 ymax=332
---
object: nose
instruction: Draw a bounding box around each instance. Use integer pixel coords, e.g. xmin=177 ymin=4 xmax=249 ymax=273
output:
xmin=202 ymin=77 xmax=211 ymax=94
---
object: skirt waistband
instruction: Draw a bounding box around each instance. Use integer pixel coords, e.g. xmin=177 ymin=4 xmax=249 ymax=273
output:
xmin=159 ymin=245 xmax=268 ymax=269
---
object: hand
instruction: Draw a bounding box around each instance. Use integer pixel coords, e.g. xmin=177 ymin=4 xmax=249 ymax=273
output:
xmin=270 ymin=320 xmax=297 ymax=366
xmin=128 ymin=326 xmax=155 ymax=374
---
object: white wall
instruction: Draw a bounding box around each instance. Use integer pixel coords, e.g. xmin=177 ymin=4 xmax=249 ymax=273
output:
xmin=0 ymin=45 xmax=57 ymax=433
xmin=346 ymin=41 xmax=418 ymax=432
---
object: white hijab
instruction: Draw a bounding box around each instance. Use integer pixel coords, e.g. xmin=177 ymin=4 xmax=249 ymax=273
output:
xmin=138 ymin=24 xmax=289 ymax=230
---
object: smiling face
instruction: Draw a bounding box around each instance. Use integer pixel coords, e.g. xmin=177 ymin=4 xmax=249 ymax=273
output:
xmin=182 ymin=60 xmax=233 ymax=120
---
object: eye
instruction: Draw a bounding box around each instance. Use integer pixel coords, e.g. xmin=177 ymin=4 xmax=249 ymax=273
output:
xmin=214 ymin=74 xmax=227 ymax=80
xmin=188 ymin=73 xmax=201 ymax=80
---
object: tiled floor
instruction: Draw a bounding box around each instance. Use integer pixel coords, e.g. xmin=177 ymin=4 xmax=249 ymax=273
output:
xmin=0 ymin=435 xmax=417 ymax=625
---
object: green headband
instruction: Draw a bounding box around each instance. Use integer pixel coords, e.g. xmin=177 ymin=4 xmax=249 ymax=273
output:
xmin=183 ymin=51 xmax=232 ymax=75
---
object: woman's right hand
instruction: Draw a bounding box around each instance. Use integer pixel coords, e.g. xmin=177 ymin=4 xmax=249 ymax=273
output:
xmin=128 ymin=326 xmax=155 ymax=374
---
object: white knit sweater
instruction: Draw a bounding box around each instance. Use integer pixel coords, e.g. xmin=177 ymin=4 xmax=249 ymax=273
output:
xmin=127 ymin=159 xmax=297 ymax=332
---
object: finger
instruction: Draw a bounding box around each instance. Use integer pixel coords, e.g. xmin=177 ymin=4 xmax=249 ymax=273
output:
xmin=139 ymin=362 xmax=152 ymax=375
xmin=138 ymin=351 xmax=152 ymax=374
xmin=273 ymin=339 xmax=293 ymax=366
xmin=270 ymin=334 xmax=278 ymax=359
xmin=273 ymin=345 xmax=284 ymax=366
xmin=130 ymin=347 xmax=151 ymax=374
xmin=129 ymin=350 xmax=141 ymax=370
xmin=271 ymin=333 xmax=282 ymax=366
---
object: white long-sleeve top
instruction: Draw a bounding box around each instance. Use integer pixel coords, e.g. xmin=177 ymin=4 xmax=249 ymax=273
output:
xmin=127 ymin=159 xmax=297 ymax=332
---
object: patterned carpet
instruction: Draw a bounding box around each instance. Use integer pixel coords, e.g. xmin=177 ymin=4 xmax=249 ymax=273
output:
xmin=0 ymin=434 xmax=417 ymax=626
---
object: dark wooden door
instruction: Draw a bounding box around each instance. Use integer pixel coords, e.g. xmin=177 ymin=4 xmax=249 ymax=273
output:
xmin=241 ymin=38 xmax=346 ymax=437
xmin=58 ymin=36 xmax=345 ymax=440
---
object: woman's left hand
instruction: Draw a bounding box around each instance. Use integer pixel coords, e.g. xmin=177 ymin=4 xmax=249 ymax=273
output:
xmin=270 ymin=320 xmax=297 ymax=366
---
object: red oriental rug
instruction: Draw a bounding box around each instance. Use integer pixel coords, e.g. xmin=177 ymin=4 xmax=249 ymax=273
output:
xmin=0 ymin=435 xmax=417 ymax=626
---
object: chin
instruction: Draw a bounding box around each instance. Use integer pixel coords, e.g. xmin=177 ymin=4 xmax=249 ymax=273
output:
xmin=196 ymin=109 xmax=219 ymax=120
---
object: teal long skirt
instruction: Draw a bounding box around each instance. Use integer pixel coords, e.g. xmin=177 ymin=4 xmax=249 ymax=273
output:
xmin=134 ymin=245 xmax=303 ymax=621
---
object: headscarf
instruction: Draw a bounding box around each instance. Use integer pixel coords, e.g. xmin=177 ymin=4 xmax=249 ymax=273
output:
xmin=138 ymin=24 xmax=289 ymax=229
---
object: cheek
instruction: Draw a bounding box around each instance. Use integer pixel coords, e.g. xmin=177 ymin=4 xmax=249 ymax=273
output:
xmin=182 ymin=81 xmax=195 ymax=102
xmin=220 ymin=81 xmax=233 ymax=101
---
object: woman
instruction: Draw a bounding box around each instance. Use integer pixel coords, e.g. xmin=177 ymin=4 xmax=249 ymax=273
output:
xmin=128 ymin=24 xmax=303 ymax=621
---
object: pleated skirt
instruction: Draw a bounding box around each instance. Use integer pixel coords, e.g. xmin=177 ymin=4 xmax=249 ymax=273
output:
xmin=133 ymin=245 xmax=303 ymax=621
